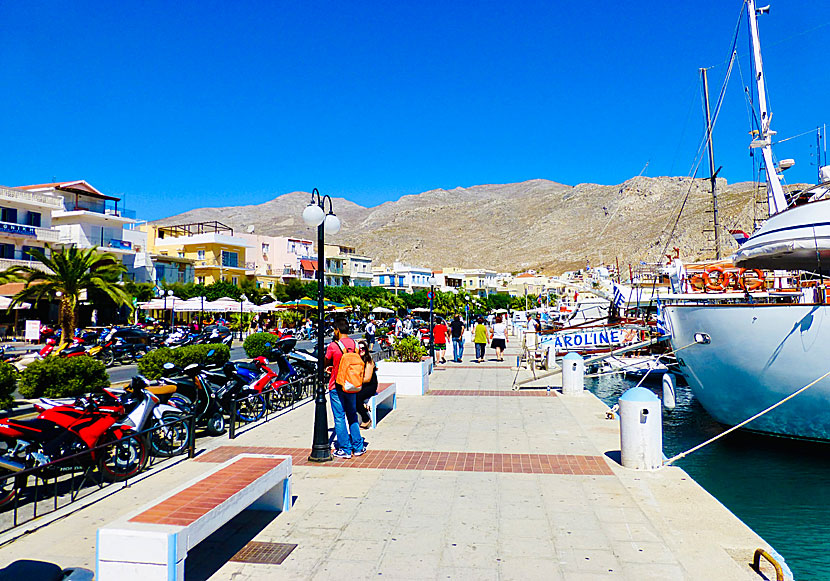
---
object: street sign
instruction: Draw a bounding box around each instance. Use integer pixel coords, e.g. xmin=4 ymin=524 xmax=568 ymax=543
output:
xmin=427 ymin=291 xmax=434 ymax=300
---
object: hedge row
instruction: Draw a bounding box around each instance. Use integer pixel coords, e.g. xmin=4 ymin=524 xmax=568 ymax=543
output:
xmin=137 ymin=344 xmax=231 ymax=380
xmin=0 ymin=362 xmax=18 ymax=408
xmin=243 ymin=332 xmax=278 ymax=359
xmin=19 ymin=357 xmax=110 ymax=399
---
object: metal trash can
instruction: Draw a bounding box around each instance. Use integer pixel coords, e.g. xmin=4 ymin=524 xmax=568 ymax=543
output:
xmin=561 ymin=352 xmax=584 ymax=396
xmin=619 ymin=386 xmax=663 ymax=470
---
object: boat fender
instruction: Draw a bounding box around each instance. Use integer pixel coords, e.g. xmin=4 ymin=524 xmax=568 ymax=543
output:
xmin=704 ymin=266 xmax=729 ymax=292
xmin=661 ymin=373 xmax=676 ymax=410
xmin=737 ymin=268 xmax=765 ymax=291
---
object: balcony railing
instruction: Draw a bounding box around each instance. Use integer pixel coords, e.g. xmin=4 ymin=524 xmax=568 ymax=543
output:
xmin=0 ymin=256 xmax=49 ymax=272
xmin=0 ymin=220 xmax=60 ymax=243
xmin=0 ymin=186 xmax=63 ymax=209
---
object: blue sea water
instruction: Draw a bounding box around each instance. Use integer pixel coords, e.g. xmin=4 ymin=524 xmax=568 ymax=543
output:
xmin=586 ymin=373 xmax=830 ymax=580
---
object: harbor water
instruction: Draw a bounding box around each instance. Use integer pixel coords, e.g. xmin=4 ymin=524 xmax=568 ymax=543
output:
xmin=586 ymin=372 xmax=830 ymax=580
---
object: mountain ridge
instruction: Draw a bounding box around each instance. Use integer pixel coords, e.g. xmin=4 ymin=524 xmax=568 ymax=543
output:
xmin=151 ymin=177 xmax=765 ymax=274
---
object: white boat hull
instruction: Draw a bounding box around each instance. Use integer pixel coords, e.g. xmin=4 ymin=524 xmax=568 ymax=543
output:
xmin=664 ymin=303 xmax=830 ymax=440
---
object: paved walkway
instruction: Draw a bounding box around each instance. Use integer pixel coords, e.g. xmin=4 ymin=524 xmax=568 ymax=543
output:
xmin=0 ymin=344 xmax=776 ymax=580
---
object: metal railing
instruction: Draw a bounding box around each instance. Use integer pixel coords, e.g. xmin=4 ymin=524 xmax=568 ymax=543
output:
xmin=0 ymin=413 xmax=196 ymax=534
xmin=228 ymin=375 xmax=315 ymax=439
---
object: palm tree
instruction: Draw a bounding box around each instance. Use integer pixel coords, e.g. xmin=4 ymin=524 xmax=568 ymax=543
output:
xmin=2 ymin=245 xmax=131 ymax=344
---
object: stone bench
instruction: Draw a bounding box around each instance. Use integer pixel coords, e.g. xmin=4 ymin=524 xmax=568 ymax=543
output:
xmin=96 ymin=454 xmax=292 ymax=581
xmin=367 ymin=382 xmax=396 ymax=429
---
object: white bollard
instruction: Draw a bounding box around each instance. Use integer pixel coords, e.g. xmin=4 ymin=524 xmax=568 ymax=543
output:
xmin=619 ymin=386 xmax=663 ymax=470
xmin=661 ymin=373 xmax=676 ymax=410
xmin=561 ymin=352 xmax=584 ymax=396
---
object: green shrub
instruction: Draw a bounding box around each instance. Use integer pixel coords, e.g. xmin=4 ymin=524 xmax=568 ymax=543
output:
xmin=20 ymin=356 xmax=109 ymax=399
xmin=243 ymin=332 xmax=278 ymax=359
xmin=387 ymin=335 xmax=427 ymax=363
xmin=137 ymin=344 xmax=231 ymax=380
xmin=0 ymin=362 xmax=19 ymax=409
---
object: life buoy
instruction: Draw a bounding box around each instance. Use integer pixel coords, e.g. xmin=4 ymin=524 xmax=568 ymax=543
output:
xmin=704 ymin=266 xmax=729 ymax=292
xmin=737 ymin=268 xmax=765 ymax=291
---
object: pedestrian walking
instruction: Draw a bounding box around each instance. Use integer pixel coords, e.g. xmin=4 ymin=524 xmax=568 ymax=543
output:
xmin=324 ymin=317 xmax=367 ymax=459
xmin=432 ymin=317 xmax=448 ymax=364
xmin=450 ymin=314 xmax=465 ymax=362
xmin=364 ymin=319 xmax=377 ymax=351
xmin=490 ymin=315 xmax=508 ymax=361
xmin=473 ymin=317 xmax=488 ymax=362
xmin=355 ymin=339 xmax=378 ymax=429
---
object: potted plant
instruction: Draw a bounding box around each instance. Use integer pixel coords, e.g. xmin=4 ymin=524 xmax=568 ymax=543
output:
xmin=376 ymin=335 xmax=432 ymax=396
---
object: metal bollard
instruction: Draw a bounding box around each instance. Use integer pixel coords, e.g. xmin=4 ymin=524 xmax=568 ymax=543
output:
xmin=619 ymin=386 xmax=663 ymax=470
xmin=561 ymin=352 xmax=584 ymax=396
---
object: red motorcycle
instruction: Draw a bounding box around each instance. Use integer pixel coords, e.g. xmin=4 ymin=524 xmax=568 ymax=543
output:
xmin=0 ymin=393 xmax=147 ymax=507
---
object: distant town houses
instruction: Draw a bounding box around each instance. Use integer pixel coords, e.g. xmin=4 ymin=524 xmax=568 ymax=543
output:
xmin=0 ymin=179 xmax=605 ymax=302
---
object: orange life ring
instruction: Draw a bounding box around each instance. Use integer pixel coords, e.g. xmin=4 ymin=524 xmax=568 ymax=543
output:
xmin=737 ymin=268 xmax=765 ymax=291
xmin=704 ymin=266 xmax=729 ymax=292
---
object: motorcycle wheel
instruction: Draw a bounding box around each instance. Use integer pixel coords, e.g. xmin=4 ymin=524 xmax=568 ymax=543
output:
xmin=168 ymin=394 xmax=194 ymax=413
xmin=0 ymin=439 xmax=21 ymax=507
xmin=205 ymin=412 xmax=225 ymax=436
xmin=97 ymin=350 xmax=115 ymax=367
xmin=98 ymin=433 xmax=147 ymax=482
xmin=149 ymin=412 xmax=191 ymax=457
xmin=236 ymin=394 xmax=266 ymax=422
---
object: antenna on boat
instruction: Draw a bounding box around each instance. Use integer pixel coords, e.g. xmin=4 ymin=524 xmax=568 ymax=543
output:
xmin=701 ymin=66 xmax=722 ymax=260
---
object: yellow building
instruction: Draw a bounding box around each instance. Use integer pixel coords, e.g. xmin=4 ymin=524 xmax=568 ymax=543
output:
xmin=142 ymin=221 xmax=252 ymax=285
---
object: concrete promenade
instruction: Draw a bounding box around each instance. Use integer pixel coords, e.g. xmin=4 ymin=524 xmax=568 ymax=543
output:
xmin=0 ymin=343 xmax=776 ymax=580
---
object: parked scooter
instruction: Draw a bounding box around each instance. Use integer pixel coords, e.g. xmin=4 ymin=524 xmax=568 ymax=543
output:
xmin=0 ymin=393 xmax=146 ymax=507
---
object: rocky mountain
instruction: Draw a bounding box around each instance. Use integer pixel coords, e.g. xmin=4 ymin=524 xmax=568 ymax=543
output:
xmin=153 ymin=177 xmax=769 ymax=273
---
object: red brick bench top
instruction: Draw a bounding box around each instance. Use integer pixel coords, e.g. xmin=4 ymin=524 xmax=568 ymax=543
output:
xmin=377 ymin=382 xmax=394 ymax=393
xmin=129 ymin=457 xmax=283 ymax=527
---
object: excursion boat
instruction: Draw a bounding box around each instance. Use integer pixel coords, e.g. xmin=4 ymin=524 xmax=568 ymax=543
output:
xmin=663 ymin=0 xmax=830 ymax=441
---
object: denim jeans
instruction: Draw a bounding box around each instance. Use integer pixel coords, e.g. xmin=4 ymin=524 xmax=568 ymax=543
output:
xmin=475 ymin=342 xmax=485 ymax=360
xmin=329 ymin=387 xmax=364 ymax=453
xmin=452 ymin=337 xmax=464 ymax=361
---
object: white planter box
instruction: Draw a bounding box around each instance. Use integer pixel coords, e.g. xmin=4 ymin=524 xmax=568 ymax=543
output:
xmin=377 ymin=359 xmax=432 ymax=396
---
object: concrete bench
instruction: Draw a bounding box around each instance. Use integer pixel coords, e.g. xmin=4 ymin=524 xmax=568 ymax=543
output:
xmin=96 ymin=453 xmax=291 ymax=581
xmin=367 ymin=382 xmax=396 ymax=429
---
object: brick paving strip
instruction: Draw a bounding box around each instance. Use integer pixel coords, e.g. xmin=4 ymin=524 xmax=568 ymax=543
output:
xmin=428 ymin=389 xmax=554 ymax=396
xmin=196 ymin=446 xmax=613 ymax=476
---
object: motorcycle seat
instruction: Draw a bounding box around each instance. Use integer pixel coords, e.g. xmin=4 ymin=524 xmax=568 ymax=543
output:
xmin=147 ymin=383 xmax=177 ymax=396
xmin=235 ymin=361 xmax=260 ymax=372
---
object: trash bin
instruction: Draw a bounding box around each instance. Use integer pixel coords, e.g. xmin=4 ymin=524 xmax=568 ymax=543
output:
xmin=561 ymin=352 xmax=584 ymax=396
xmin=619 ymin=386 xmax=663 ymax=470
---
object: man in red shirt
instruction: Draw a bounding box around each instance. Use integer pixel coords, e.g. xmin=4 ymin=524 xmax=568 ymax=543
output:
xmin=432 ymin=317 xmax=448 ymax=364
xmin=324 ymin=317 xmax=366 ymax=459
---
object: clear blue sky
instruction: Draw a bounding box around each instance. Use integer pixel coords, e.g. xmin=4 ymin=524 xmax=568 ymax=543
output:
xmin=2 ymin=1 xmax=829 ymax=220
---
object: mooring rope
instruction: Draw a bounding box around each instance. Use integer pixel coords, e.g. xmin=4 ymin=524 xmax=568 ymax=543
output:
xmin=662 ymin=368 xmax=830 ymax=467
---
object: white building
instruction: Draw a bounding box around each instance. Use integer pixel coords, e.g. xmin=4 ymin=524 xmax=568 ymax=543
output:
xmin=372 ymin=261 xmax=432 ymax=293
xmin=0 ymin=185 xmax=62 ymax=271
xmin=17 ymin=181 xmax=136 ymax=264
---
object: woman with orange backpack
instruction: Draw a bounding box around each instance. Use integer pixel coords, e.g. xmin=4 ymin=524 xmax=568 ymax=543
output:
xmin=325 ymin=318 xmax=368 ymax=459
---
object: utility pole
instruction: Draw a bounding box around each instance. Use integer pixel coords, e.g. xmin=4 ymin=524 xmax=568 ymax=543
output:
xmin=701 ymin=67 xmax=722 ymax=260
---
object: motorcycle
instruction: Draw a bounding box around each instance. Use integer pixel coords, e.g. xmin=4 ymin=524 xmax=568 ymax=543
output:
xmin=34 ymin=378 xmax=191 ymax=458
xmin=96 ymin=330 xmax=149 ymax=367
xmin=0 ymin=393 xmax=146 ymax=508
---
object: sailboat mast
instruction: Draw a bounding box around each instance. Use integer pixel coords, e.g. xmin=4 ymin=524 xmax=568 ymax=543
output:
xmin=701 ymin=67 xmax=721 ymax=260
xmin=747 ymin=0 xmax=787 ymax=216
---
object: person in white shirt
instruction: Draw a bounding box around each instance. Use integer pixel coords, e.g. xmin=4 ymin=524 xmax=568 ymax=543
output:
xmin=489 ymin=315 xmax=508 ymax=361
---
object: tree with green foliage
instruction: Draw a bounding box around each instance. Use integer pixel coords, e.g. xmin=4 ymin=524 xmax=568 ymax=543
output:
xmin=1 ymin=245 xmax=130 ymax=343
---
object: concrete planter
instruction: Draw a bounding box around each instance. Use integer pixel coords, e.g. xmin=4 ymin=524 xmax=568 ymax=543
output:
xmin=377 ymin=359 xmax=432 ymax=396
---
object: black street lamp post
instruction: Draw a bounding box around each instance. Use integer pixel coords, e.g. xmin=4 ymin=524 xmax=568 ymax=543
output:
xmin=428 ymin=276 xmax=436 ymax=361
xmin=239 ymin=294 xmax=248 ymax=340
xmin=302 ymin=188 xmax=341 ymax=463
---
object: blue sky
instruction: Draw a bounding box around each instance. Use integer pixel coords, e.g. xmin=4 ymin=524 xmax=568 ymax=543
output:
xmin=2 ymin=1 xmax=829 ymax=220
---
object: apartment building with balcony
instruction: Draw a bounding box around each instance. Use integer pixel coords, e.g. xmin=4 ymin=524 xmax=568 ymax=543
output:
xmin=0 ymin=185 xmax=62 ymax=271
xmin=143 ymin=221 xmax=252 ymax=285
xmin=236 ymin=234 xmax=315 ymax=289
xmin=17 ymin=182 xmax=137 ymax=266
xmin=324 ymin=244 xmax=372 ymax=287
xmin=372 ymin=261 xmax=432 ymax=294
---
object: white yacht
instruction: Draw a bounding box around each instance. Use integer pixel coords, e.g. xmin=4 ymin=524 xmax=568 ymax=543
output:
xmin=664 ymin=0 xmax=830 ymax=440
